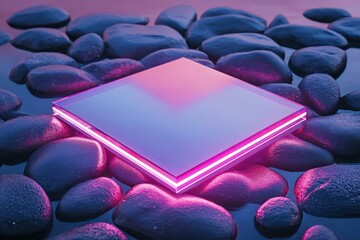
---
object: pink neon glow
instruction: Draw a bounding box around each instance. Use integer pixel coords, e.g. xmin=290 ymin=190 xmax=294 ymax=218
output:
xmin=53 ymin=106 xmax=306 ymax=193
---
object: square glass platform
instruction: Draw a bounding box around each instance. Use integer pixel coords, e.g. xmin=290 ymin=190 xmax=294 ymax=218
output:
xmin=53 ymin=58 xmax=306 ymax=193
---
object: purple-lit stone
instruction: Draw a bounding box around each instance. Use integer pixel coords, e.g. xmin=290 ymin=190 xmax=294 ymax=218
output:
xmin=24 ymin=137 xmax=106 ymax=200
xmin=67 ymin=33 xmax=104 ymax=63
xmin=304 ymin=8 xmax=350 ymax=23
xmin=9 ymin=52 xmax=77 ymax=84
xmin=289 ymin=46 xmax=347 ymax=79
xmin=187 ymin=14 xmax=266 ymax=48
xmin=0 ymin=111 xmax=30 ymax=121
xmin=109 ymin=155 xmax=152 ymax=187
xmin=265 ymin=24 xmax=348 ymax=49
xmin=201 ymin=6 xmax=266 ymax=25
xmin=295 ymin=164 xmax=360 ymax=217
xmin=191 ymin=58 xmax=216 ymax=68
xmin=140 ymin=48 xmax=208 ymax=69
xmin=82 ymin=58 xmax=144 ymax=83
xmin=297 ymin=112 xmax=360 ymax=157
xmin=328 ymin=17 xmax=360 ymax=47
xmin=301 ymin=225 xmax=340 ymax=240
xmin=0 ymin=174 xmax=52 ymax=236
xmin=7 ymin=5 xmax=70 ymax=29
xmin=217 ymin=50 xmax=292 ymax=86
xmin=200 ymin=33 xmax=284 ymax=61
xmin=66 ymin=13 xmax=149 ymax=39
xmin=260 ymin=83 xmax=303 ymax=104
xmin=52 ymin=222 xmax=128 ymax=240
xmin=262 ymin=134 xmax=334 ymax=171
xmin=27 ymin=65 xmax=98 ymax=98
xmin=255 ymin=197 xmax=302 ymax=238
xmin=0 ymin=115 xmax=72 ymax=163
xmin=299 ymin=74 xmax=340 ymax=115
xmin=11 ymin=28 xmax=71 ymax=52
xmin=155 ymin=5 xmax=197 ymax=36
xmin=340 ymin=90 xmax=360 ymax=111
xmin=0 ymin=88 xmax=21 ymax=116
xmin=0 ymin=30 xmax=11 ymax=46
xmin=269 ymin=14 xmax=289 ymax=28
xmin=104 ymin=24 xmax=188 ymax=60
xmin=56 ymin=177 xmax=122 ymax=222
xmin=113 ymin=184 xmax=237 ymax=240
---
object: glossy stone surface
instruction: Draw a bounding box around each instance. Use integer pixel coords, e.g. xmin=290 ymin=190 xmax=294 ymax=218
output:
xmin=303 ymin=8 xmax=351 ymax=23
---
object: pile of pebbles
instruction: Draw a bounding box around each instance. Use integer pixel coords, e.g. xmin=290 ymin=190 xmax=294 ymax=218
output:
xmin=0 ymin=4 xmax=359 ymax=239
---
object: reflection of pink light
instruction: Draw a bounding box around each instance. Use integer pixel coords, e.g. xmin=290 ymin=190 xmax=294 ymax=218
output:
xmin=53 ymin=106 xmax=306 ymax=193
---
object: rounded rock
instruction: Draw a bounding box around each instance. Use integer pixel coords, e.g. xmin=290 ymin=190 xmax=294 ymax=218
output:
xmin=82 ymin=58 xmax=144 ymax=83
xmin=66 ymin=13 xmax=149 ymax=39
xmin=52 ymin=222 xmax=128 ymax=240
xmin=301 ymin=225 xmax=340 ymax=240
xmin=265 ymin=24 xmax=348 ymax=49
xmin=155 ymin=5 xmax=197 ymax=36
xmin=269 ymin=14 xmax=289 ymax=28
xmin=304 ymin=8 xmax=351 ymax=23
xmin=289 ymin=46 xmax=347 ymax=79
xmin=0 ymin=88 xmax=21 ymax=116
xmin=255 ymin=197 xmax=302 ymax=238
xmin=141 ymin=48 xmax=208 ymax=69
xmin=299 ymin=74 xmax=340 ymax=115
xmin=191 ymin=58 xmax=216 ymax=68
xmin=260 ymin=83 xmax=303 ymax=104
xmin=200 ymin=33 xmax=284 ymax=62
xmin=0 ymin=30 xmax=11 ymax=46
xmin=67 ymin=33 xmax=104 ymax=63
xmin=26 ymin=64 xmax=97 ymax=98
xmin=24 ymin=137 xmax=107 ymax=200
xmin=187 ymin=14 xmax=266 ymax=48
xmin=104 ymin=24 xmax=188 ymax=60
xmin=112 ymin=183 xmax=237 ymax=240
xmin=11 ymin=28 xmax=71 ymax=52
xmin=7 ymin=5 xmax=70 ymax=29
xmin=0 ymin=114 xmax=72 ymax=163
xmin=0 ymin=174 xmax=52 ymax=236
xmin=9 ymin=52 xmax=77 ymax=84
xmin=217 ymin=50 xmax=292 ymax=86
xmin=295 ymin=164 xmax=360 ymax=217
xmin=328 ymin=17 xmax=360 ymax=47
xmin=56 ymin=177 xmax=122 ymax=222
xmin=340 ymin=90 xmax=360 ymax=111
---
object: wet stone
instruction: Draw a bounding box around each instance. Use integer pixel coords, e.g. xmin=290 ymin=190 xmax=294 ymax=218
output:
xmin=11 ymin=28 xmax=71 ymax=52
xmin=260 ymin=83 xmax=303 ymax=104
xmin=216 ymin=50 xmax=292 ymax=86
xmin=0 ymin=174 xmax=52 ymax=237
xmin=200 ymin=33 xmax=284 ymax=62
xmin=201 ymin=6 xmax=266 ymax=25
xmin=52 ymin=222 xmax=128 ymax=240
xmin=186 ymin=14 xmax=266 ymax=48
xmin=296 ymin=112 xmax=360 ymax=157
xmin=0 ymin=30 xmax=11 ymax=46
xmin=7 ymin=5 xmax=70 ymax=29
xmin=155 ymin=5 xmax=197 ymax=36
xmin=304 ymin=8 xmax=351 ymax=23
xmin=0 ymin=115 xmax=72 ymax=163
xmin=9 ymin=52 xmax=77 ymax=84
xmin=301 ymin=225 xmax=340 ymax=240
xmin=24 ymin=137 xmax=107 ymax=200
xmin=340 ymin=90 xmax=360 ymax=111
xmin=299 ymin=74 xmax=340 ymax=115
xmin=328 ymin=17 xmax=360 ymax=47
xmin=295 ymin=164 xmax=360 ymax=217
xmin=82 ymin=58 xmax=144 ymax=83
xmin=66 ymin=13 xmax=149 ymax=39
xmin=261 ymin=134 xmax=334 ymax=172
xmin=265 ymin=24 xmax=348 ymax=49
xmin=140 ymin=48 xmax=208 ymax=69
xmin=113 ymin=184 xmax=237 ymax=240
xmin=269 ymin=14 xmax=289 ymax=28
xmin=67 ymin=33 xmax=104 ymax=63
xmin=56 ymin=177 xmax=122 ymax=222
xmin=255 ymin=197 xmax=302 ymax=238
xmin=289 ymin=46 xmax=347 ymax=79
xmin=26 ymin=65 xmax=98 ymax=98
xmin=0 ymin=88 xmax=21 ymax=116
xmin=104 ymin=24 xmax=188 ymax=60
